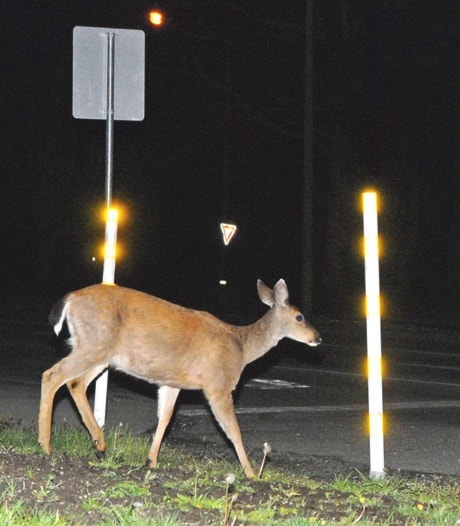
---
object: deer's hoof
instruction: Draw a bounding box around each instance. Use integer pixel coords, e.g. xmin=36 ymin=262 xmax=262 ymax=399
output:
xmin=145 ymin=458 xmax=158 ymax=469
xmin=244 ymin=467 xmax=256 ymax=479
xmin=39 ymin=443 xmax=52 ymax=456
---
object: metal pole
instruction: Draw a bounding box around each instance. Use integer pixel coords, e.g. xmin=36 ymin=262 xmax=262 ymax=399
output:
xmin=94 ymin=31 xmax=116 ymax=428
xmin=105 ymin=32 xmax=115 ymax=208
xmin=102 ymin=32 xmax=116 ymax=286
xmin=301 ymin=0 xmax=313 ymax=316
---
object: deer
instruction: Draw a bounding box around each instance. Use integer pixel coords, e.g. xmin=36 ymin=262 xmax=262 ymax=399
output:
xmin=38 ymin=279 xmax=321 ymax=478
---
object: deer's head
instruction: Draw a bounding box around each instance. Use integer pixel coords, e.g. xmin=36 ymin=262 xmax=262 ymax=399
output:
xmin=257 ymin=279 xmax=322 ymax=347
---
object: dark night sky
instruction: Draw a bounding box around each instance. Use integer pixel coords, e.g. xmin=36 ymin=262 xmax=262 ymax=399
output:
xmin=0 ymin=1 xmax=457 ymax=327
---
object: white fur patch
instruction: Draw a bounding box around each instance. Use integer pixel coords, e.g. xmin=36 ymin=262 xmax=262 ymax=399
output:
xmin=53 ymin=302 xmax=68 ymax=336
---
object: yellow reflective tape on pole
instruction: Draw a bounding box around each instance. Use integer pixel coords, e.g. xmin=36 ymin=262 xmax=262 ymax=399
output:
xmin=102 ymin=207 xmax=118 ymax=285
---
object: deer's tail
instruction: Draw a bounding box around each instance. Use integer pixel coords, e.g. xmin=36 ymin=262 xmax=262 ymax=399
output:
xmin=48 ymin=296 xmax=69 ymax=336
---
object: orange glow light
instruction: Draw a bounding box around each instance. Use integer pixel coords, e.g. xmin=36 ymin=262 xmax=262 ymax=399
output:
xmin=99 ymin=203 xmax=127 ymax=225
xmin=148 ymin=10 xmax=164 ymax=26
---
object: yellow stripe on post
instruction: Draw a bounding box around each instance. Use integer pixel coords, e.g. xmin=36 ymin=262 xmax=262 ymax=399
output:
xmin=362 ymin=191 xmax=385 ymax=479
xmin=102 ymin=207 xmax=118 ymax=285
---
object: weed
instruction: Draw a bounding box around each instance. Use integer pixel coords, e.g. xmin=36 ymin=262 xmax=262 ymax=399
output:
xmin=0 ymin=500 xmax=69 ymax=525
xmin=222 ymin=473 xmax=237 ymax=525
xmin=258 ymin=441 xmax=272 ymax=479
xmin=2 ymin=478 xmax=17 ymax=498
xmin=32 ymin=474 xmax=61 ymax=503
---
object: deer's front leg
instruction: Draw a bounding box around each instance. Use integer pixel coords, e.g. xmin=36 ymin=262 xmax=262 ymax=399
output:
xmin=206 ymin=389 xmax=255 ymax=478
xmin=147 ymin=385 xmax=181 ymax=468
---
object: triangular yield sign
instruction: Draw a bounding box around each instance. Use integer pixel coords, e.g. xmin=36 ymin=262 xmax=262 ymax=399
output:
xmin=220 ymin=223 xmax=237 ymax=245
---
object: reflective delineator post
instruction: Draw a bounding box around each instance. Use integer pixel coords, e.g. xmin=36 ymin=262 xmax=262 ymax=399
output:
xmin=362 ymin=191 xmax=385 ymax=479
xmin=94 ymin=32 xmax=116 ymax=428
xmin=94 ymin=207 xmax=118 ymax=426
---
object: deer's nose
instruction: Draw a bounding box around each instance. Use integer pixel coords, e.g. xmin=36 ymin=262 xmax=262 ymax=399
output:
xmin=307 ymin=334 xmax=322 ymax=346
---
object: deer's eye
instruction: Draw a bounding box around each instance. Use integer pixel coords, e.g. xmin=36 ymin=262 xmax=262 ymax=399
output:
xmin=295 ymin=314 xmax=304 ymax=322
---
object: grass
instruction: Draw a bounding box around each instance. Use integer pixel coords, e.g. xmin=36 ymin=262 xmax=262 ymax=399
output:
xmin=0 ymin=422 xmax=459 ymax=525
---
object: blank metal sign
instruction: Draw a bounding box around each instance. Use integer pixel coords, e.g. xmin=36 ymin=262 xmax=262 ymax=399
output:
xmin=73 ymin=26 xmax=145 ymax=121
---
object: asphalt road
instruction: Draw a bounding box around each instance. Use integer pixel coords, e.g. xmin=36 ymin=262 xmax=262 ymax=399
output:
xmin=0 ymin=317 xmax=459 ymax=477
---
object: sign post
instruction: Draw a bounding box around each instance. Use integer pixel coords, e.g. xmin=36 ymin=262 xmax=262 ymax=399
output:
xmin=73 ymin=26 xmax=145 ymax=427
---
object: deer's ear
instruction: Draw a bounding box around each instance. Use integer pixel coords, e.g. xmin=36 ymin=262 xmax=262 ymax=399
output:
xmin=257 ymin=280 xmax=274 ymax=307
xmin=273 ymin=279 xmax=289 ymax=306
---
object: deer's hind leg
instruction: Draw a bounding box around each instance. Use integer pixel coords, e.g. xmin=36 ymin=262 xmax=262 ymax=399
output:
xmin=39 ymin=354 xmax=93 ymax=454
xmin=66 ymin=364 xmax=108 ymax=457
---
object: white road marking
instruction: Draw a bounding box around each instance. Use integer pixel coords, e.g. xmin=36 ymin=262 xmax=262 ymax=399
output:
xmin=273 ymin=366 xmax=460 ymax=388
xmin=177 ymin=399 xmax=460 ymax=417
xmin=246 ymin=378 xmax=310 ymax=389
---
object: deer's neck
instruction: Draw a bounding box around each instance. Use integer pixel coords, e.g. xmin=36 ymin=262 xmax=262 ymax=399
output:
xmin=236 ymin=310 xmax=282 ymax=366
